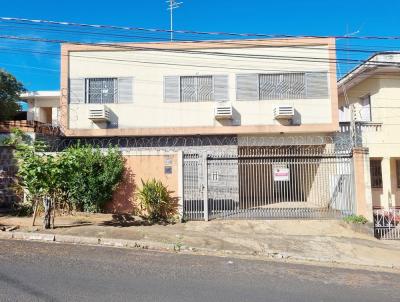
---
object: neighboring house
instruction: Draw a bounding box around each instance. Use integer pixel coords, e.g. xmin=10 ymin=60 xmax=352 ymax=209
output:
xmin=21 ymin=91 xmax=60 ymax=126
xmin=0 ymin=90 xmax=60 ymax=136
xmin=338 ymin=52 xmax=400 ymax=211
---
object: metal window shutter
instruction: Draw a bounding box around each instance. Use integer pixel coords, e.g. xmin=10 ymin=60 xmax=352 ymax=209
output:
xmin=213 ymin=75 xmax=229 ymax=102
xmin=236 ymin=74 xmax=259 ymax=101
xmin=305 ymin=72 xmax=329 ymax=99
xmin=69 ymin=78 xmax=85 ymax=104
xmin=164 ymin=76 xmax=180 ymax=103
xmin=118 ymin=77 xmax=133 ymax=103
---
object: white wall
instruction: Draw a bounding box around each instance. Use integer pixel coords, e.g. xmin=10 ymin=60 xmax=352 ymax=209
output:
xmin=27 ymin=97 xmax=59 ymax=124
xmin=68 ymin=45 xmax=333 ymax=130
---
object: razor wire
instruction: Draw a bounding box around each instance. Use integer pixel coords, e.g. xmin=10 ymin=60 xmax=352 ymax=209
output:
xmin=34 ymin=125 xmax=353 ymax=157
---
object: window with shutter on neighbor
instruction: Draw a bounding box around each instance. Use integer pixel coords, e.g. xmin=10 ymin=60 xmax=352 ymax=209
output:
xmin=86 ymin=78 xmax=118 ymax=104
xmin=370 ymin=159 xmax=383 ymax=188
xmin=359 ymin=95 xmax=372 ymax=122
xmin=236 ymin=72 xmax=329 ymax=101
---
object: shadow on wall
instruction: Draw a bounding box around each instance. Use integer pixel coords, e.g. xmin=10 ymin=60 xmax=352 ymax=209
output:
xmin=105 ymin=166 xmax=137 ymax=214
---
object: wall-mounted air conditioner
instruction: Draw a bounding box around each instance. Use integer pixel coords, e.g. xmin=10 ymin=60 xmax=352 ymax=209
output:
xmin=88 ymin=105 xmax=111 ymax=122
xmin=214 ymin=102 xmax=233 ymax=120
xmin=273 ymin=105 xmax=294 ymax=119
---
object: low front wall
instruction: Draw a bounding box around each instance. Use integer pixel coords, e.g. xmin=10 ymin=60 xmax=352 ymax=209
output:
xmin=106 ymin=151 xmax=181 ymax=214
xmin=0 ymin=146 xmax=19 ymax=209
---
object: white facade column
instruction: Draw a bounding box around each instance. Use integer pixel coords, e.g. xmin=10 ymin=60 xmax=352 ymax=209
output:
xmin=380 ymin=157 xmax=394 ymax=209
xmin=51 ymin=107 xmax=59 ymax=126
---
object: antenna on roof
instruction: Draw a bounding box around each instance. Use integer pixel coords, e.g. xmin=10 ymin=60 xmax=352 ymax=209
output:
xmin=166 ymin=0 xmax=183 ymax=41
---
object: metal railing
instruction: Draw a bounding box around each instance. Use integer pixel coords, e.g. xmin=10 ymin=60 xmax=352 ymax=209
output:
xmin=374 ymin=208 xmax=400 ymax=240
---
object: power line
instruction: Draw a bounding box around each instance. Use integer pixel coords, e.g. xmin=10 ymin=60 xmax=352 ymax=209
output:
xmin=4 ymin=16 xmax=400 ymax=41
xmin=1 ymin=42 xmax=400 ymax=82
xmin=1 ymin=20 xmax=399 ymax=56
xmin=1 ymin=34 xmax=400 ymax=68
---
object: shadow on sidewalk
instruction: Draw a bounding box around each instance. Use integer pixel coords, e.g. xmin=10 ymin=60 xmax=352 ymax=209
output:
xmin=99 ymin=214 xmax=174 ymax=227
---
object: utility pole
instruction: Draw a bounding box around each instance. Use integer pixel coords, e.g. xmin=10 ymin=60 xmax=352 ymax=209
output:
xmin=167 ymin=0 xmax=183 ymax=41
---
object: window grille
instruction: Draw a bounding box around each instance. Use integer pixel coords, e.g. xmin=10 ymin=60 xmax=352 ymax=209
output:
xmin=259 ymin=73 xmax=306 ymax=100
xmin=370 ymin=159 xmax=383 ymax=188
xmin=86 ymin=78 xmax=118 ymax=104
xmin=180 ymin=76 xmax=213 ymax=102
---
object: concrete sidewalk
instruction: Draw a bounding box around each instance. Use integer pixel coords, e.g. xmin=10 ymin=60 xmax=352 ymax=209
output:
xmin=1 ymin=213 xmax=400 ymax=271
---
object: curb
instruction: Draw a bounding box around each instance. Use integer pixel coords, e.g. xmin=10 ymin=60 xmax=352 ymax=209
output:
xmin=1 ymin=230 xmax=399 ymax=272
xmin=0 ymin=230 xmax=175 ymax=252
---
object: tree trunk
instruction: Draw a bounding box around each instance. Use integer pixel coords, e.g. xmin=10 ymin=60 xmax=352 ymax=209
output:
xmin=43 ymin=196 xmax=52 ymax=229
xmin=31 ymin=198 xmax=39 ymax=227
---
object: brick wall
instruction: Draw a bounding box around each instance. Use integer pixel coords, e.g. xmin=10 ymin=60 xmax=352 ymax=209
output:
xmin=0 ymin=146 xmax=18 ymax=209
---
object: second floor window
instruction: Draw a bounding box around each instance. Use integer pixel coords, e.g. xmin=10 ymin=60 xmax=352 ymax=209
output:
xmin=236 ymin=72 xmax=328 ymax=101
xmin=259 ymin=73 xmax=306 ymax=100
xmin=86 ymin=78 xmax=118 ymax=104
xmin=359 ymin=95 xmax=372 ymax=122
xmin=180 ymin=76 xmax=213 ymax=102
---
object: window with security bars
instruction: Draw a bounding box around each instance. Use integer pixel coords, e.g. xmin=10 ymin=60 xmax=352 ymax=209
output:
xmin=86 ymin=78 xmax=118 ymax=104
xmin=180 ymin=76 xmax=213 ymax=102
xmin=259 ymin=73 xmax=306 ymax=100
xmin=370 ymin=159 xmax=383 ymax=188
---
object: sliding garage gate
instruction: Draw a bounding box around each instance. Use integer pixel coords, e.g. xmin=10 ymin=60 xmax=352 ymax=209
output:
xmin=183 ymin=146 xmax=355 ymax=220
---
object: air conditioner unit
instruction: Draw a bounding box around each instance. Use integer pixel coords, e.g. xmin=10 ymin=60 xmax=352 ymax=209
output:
xmin=88 ymin=105 xmax=111 ymax=122
xmin=214 ymin=102 xmax=233 ymax=120
xmin=273 ymin=105 xmax=294 ymax=119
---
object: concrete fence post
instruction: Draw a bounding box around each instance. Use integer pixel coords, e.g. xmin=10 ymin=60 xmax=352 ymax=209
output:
xmin=177 ymin=150 xmax=184 ymax=220
xmin=202 ymin=151 xmax=209 ymax=221
xmin=353 ymin=147 xmax=373 ymax=221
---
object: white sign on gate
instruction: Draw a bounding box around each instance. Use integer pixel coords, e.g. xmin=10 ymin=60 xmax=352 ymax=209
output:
xmin=273 ymin=165 xmax=290 ymax=182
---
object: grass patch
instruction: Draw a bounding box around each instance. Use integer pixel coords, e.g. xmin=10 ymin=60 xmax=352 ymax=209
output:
xmin=343 ymin=215 xmax=368 ymax=224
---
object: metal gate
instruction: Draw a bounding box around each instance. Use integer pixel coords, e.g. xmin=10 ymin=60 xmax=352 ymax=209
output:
xmin=183 ymin=146 xmax=355 ymax=221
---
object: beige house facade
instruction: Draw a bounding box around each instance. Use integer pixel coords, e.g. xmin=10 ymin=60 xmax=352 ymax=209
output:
xmin=60 ymin=38 xmax=338 ymax=137
xmin=53 ymin=37 xmax=367 ymax=220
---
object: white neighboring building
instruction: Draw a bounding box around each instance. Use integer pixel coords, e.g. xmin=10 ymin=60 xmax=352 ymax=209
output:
xmin=20 ymin=91 xmax=60 ymax=126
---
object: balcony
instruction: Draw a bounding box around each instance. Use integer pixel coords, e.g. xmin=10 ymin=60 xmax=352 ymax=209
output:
xmin=338 ymin=121 xmax=383 ymax=147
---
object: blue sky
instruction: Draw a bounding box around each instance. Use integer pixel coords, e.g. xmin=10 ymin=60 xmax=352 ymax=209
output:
xmin=1 ymin=0 xmax=400 ymax=91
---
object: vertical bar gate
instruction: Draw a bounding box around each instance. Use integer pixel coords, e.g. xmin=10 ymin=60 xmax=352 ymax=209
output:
xmin=183 ymin=147 xmax=355 ymax=220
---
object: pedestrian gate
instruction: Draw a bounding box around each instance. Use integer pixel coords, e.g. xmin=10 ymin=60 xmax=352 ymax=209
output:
xmin=183 ymin=146 xmax=355 ymax=220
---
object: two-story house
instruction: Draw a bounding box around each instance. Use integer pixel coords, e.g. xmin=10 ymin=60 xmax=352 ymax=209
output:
xmin=57 ymin=37 xmax=364 ymax=220
xmin=338 ymin=52 xmax=400 ymax=212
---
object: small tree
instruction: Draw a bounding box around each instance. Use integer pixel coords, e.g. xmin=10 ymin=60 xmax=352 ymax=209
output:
xmin=9 ymin=130 xmax=62 ymax=228
xmin=0 ymin=69 xmax=26 ymax=121
xmin=6 ymin=130 xmax=125 ymax=228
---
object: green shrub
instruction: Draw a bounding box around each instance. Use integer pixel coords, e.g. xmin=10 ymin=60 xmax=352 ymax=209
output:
xmin=343 ymin=214 xmax=368 ymax=224
xmin=59 ymin=145 xmax=124 ymax=212
xmin=137 ymin=179 xmax=173 ymax=222
xmin=11 ymin=202 xmax=34 ymax=217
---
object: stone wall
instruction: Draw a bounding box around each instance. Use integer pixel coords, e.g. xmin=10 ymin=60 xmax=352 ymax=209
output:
xmin=0 ymin=146 xmax=18 ymax=209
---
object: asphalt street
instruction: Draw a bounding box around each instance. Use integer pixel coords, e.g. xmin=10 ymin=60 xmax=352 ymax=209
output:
xmin=0 ymin=239 xmax=399 ymax=301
